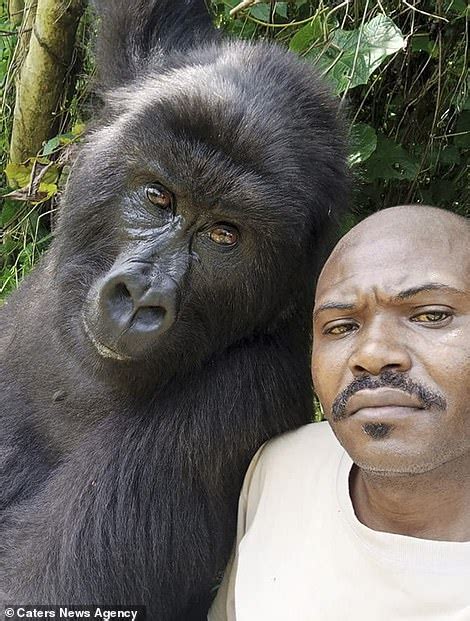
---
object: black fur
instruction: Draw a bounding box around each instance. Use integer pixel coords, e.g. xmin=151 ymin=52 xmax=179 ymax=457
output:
xmin=0 ymin=2 xmax=348 ymax=619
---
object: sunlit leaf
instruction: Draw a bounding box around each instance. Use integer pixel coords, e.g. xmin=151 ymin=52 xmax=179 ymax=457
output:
xmin=308 ymin=15 xmax=405 ymax=94
xmin=5 ymin=162 xmax=32 ymax=188
xmin=36 ymin=182 xmax=58 ymax=203
xmin=348 ymin=123 xmax=377 ymax=166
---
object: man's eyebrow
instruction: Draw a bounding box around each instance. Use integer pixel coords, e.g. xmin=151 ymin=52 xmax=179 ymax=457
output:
xmin=394 ymin=283 xmax=467 ymax=300
xmin=313 ymin=284 xmax=467 ymax=319
xmin=313 ymin=302 xmax=355 ymax=319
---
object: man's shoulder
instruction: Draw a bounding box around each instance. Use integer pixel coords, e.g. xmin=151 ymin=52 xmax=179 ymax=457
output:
xmin=266 ymin=420 xmax=339 ymax=456
xmin=249 ymin=421 xmax=343 ymax=483
xmin=241 ymin=421 xmax=345 ymax=524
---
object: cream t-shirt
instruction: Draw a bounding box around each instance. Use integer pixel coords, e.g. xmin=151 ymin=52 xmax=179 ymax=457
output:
xmin=208 ymin=421 xmax=470 ymax=621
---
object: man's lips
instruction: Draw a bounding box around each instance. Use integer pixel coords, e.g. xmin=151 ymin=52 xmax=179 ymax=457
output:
xmin=344 ymin=388 xmax=424 ymax=418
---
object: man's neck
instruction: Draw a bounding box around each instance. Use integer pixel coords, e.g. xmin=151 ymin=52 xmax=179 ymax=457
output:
xmin=349 ymin=458 xmax=470 ymax=542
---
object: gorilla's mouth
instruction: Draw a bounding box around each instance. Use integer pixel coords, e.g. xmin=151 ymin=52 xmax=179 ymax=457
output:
xmin=82 ymin=314 xmax=131 ymax=362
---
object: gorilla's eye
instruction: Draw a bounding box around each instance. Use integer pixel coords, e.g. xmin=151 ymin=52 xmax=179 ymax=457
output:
xmin=146 ymin=184 xmax=173 ymax=211
xmin=208 ymin=224 xmax=239 ymax=246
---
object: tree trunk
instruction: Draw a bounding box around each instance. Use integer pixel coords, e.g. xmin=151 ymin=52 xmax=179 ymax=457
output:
xmin=9 ymin=0 xmax=85 ymax=165
xmin=8 ymin=0 xmax=25 ymax=26
xmin=13 ymin=0 xmax=37 ymax=70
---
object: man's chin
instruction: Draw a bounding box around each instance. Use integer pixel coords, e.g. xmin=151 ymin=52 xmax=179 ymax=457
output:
xmin=331 ymin=423 xmax=445 ymax=476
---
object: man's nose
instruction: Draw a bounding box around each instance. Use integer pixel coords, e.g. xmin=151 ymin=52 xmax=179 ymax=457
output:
xmin=348 ymin=321 xmax=412 ymax=377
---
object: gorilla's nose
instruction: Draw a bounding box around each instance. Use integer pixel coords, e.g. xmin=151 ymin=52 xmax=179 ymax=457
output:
xmin=101 ymin=271 xmax=177 ymax=334
xmin=85 ymin=269 xmax=178 ymax=360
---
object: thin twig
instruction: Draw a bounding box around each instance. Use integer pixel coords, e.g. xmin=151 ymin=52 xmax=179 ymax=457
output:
xmin=230 ymin=0 xmax=259 ymax=17
xmin=402 ymin=0 xmax=449 ymax=23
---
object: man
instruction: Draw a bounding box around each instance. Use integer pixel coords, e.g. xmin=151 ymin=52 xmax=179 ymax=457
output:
xmin=209 ymin=205 xmax=470 ymax=620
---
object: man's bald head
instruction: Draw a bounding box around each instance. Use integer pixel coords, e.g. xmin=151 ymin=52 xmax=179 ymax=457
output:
xmin=319 ymin=205 xmax=469 ymax=296
xmin=312 ymin=204 xmax=470 ymax=476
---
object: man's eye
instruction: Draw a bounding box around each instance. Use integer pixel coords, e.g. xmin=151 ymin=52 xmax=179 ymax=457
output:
xmin=208 ymin=224 xmax=239 ymax=246
xmin=410 ymin=310 xmax=452 ymax=324
xmin=324 ymin=322 xmax=357 ymax=336
xmin=146 ymin=184 xmax=173 ymax=211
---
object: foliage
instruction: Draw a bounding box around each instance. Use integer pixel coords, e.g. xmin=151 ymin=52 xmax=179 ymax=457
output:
xmin=0 ymin=0 xmax=92 ymax=297
xmin=212 ymin=1 xmax=469 ymax=218
xmin=1 ymin=0 xmax=469 ymax=297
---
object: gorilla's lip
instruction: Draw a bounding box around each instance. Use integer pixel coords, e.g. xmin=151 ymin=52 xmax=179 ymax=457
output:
xmin=81 ymin=314 xmax=131 ymax=362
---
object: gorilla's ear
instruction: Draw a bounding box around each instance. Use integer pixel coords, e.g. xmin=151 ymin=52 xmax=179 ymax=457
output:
xmin=91 ymin=0 xmax=218 ymax=91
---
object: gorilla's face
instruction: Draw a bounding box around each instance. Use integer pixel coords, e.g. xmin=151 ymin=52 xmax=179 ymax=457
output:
xmin=52 ymin=47 xmax=345 ymax=374
xmin=76 ymin=121 xmax=295 ymax=363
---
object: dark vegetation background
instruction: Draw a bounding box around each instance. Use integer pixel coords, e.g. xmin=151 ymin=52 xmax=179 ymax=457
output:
xmin=0 ymin=0 xmax=469 ymax=299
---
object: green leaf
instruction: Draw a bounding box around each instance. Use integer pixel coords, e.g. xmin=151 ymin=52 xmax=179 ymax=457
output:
xmin=38 ymin=182 xmax=58 ymax=197
xmin=364 ymin=135 xmax=418 ymax=181
xmin=5 ymin=162 xmax=32 ymax=188
xmin=40 ymin=164 xmax=59 ymax=184
xmin=275 ymin=2 xmax=288 ymax=18
xmin=454 ymin=111 xmax=470 ymax=149
xmin=0 ymin=236 xmax=16 ymax=258
xmin=307 ymin=15 xmax=405 ymax=94
xmin=42 ymin=135 xmax=61 ymax=156
xmin=410 ymin=34 xmax=433 ymax=54
xmin=250 ymin=3 xmax=271 ymax=21
xmin=348 ymin=123 xmax=377 ymax=166
xmin=444 ymin=0 xmax=468 ymax=16
xmin=1 ymin=202 xmax=17 ymax=227
xmin=72 ymin=122 xmax=86 ymax=136
xmin=289 ymin=17 xmax=323 ymax=53
xmin=439 ymin=145 xmax=461 ymax=166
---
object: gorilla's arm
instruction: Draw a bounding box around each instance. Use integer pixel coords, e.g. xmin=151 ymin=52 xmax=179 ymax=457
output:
xmin=92 ymin=0 xmax=219 ymax=90
xmin=2 ymin=332 xmax=311 ymax=619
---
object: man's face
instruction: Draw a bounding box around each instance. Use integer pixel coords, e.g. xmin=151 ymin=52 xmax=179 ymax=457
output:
xmin=312 ymin=209 xmax=470 ymax=475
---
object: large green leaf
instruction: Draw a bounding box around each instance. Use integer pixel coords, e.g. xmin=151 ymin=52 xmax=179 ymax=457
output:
xmin=364 ymin=135 xmax=418 ymax=181
xmin=289 ymin=16 xmax=324 ymax=53
xmin=249 ymin=3 xmax=271 ymax=20
xmin=274 ymin=3 xmax=288 ymax=18
xmin=5 ymin=162 xmax=31 ymax=188
xmin=308 ymin=15 xmax=405 ymax=94
xmin=348 ymin=123 xmax=377 ymax=166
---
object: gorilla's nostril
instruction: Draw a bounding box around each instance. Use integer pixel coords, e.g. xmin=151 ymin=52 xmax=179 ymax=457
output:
xmin=106 ymin=281 xmax=134 ymax=320
xmin=132 ymin=306 xmax=166 ymax=332
xmin=114 ymin=282 xmax=132 ymax=303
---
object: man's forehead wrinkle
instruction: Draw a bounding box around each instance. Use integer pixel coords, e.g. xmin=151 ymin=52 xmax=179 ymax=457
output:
xmin=317 ymin=268 xmax=466 ymax=301
xmin=318 ymin=208 xmax=469 ymax=297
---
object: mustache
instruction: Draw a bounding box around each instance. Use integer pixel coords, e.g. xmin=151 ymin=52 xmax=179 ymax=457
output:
xmin=331 ymin=370 xmax=447 ymax=422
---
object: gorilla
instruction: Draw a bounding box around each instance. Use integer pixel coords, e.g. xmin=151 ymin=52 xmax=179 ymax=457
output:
xmin=0 ymin=1 xmax=348 ymax=619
